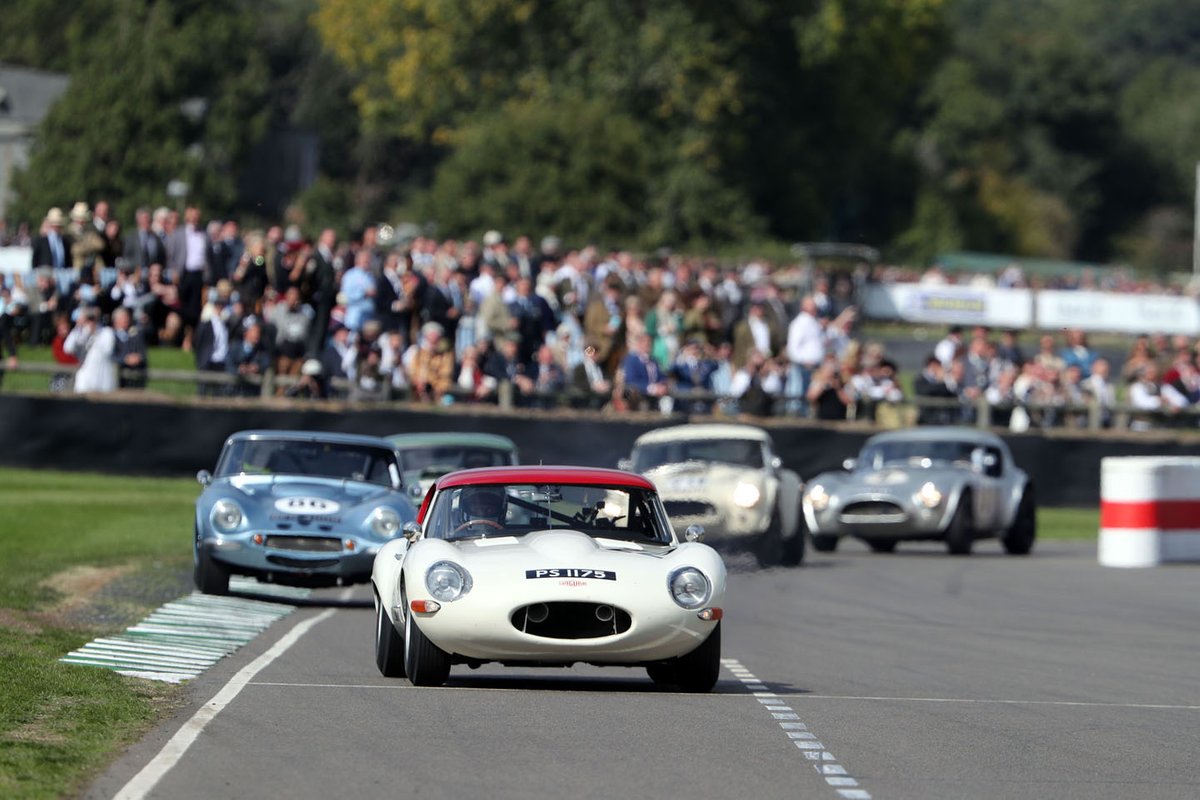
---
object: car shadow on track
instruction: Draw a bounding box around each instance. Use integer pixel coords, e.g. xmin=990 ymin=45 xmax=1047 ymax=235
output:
xmin=443 ymin=673 xmax=808 ymax=695
xmin=225 ymin=588 xmax=372 ymax=610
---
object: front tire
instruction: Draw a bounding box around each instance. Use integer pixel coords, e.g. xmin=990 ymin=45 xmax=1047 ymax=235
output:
xmin=755 ymin=505 xmax=784 ymax=568
xmin=646 ymin=662 xmax=677 ymax=687
xmin=403 ymin=589 xmax=451 ymax=687
xmin=781 ymin=509 xmax=807 ymax=566
xmin=1002 ymin=486 xmax=1037 ymax=555
xmin=945 ymin=493 xmax=974 ymax=556
xmin=673 ymin=622 xmax=721 ymax=693
xmin=375 ymin=593 xmax=406 ymax=678
xmin=193 ymin=544 xmax=230 ymax=595
xmin=811 ymin=533 xmax=839 ymax=553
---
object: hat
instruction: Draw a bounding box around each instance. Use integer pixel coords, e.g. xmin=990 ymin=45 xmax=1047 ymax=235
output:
xmin=44 ymin=207 xmax=66 ymax=227
xmin=70 ymin=201 xmax=91 ymax=223
xmin=301 ymin=358 xmax=324 ymax=377
xmin=482 ymin=230 xmax=503 ymax=247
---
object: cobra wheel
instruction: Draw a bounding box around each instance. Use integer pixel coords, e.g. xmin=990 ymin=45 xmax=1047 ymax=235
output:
xmin=1002 ymin=486 xmax=1037 ymax=555
xmin=865 ymin=538 xmax=897 ymax=553
xmin=673 ymin=622 xmax=721 ymax=693
xmin=374 ymin=592 xmax=406 ymax=678
xmin=645 ymin=662 xmax=678 ymax=687
xmin=755 ymin=506 xmax=785 ymax=568
xmin=811 ymin=534 xmax=839 ymax=553
xmin=944 ymin=493 xmax=974 ymax=556
xmin=781 ymin=509 xmax=807 ymax=566
xmin=193 ymin=543 xmax=230 ymax=595
xmin=403 ymin=588 xmax=451 ymax=687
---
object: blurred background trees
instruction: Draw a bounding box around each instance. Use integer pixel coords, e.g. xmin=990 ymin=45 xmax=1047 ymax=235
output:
xmin=3 ymin=0 xmax=1199 ymax=270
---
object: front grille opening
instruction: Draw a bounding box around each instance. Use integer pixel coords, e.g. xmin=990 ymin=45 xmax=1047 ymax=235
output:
xmin=842 ymin=501 xmax=904 ymax=516
xmin=264 ymin=535 xmax=342 ymax=552
xmin=266 ymin=555 xmax=340 ymax=569
xmin=511 ymin=602 xmax=632 ymax=639
xmin=663 ymin=500 xmax=715 ymax=517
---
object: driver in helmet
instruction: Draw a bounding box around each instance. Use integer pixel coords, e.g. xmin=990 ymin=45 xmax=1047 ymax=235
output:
xmin=457 ymin=486 xmax=507 ymax=531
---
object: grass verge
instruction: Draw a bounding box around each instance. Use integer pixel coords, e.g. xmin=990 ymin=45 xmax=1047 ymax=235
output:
xmin=0 ymin=467 xmax=197 ymax=799
xmin=1037 ymin=507 xmax=1099 ymax=540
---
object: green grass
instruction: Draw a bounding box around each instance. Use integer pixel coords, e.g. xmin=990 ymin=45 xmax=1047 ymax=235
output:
xmin=1037 ymin=506 xmax=1099 ymax=540
xmin=0 ymin=467 xmax=197 ymax=799
xmin=3 ymin=346 xmax=197 ymax=398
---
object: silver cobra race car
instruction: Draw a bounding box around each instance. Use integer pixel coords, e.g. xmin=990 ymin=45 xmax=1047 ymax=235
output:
xmin=194 ymin=430 xmax=417 ymax=594
xmin=371 ymin=466 xmax=727 ymax=690
xmin=803 ymin=427 xmax=1036 ymax=556
xmin=620 ymin=424 xmax=805 ymax=567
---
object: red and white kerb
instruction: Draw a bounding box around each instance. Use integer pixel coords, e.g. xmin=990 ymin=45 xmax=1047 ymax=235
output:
xmin=1099 ymin=457 xmax=1200 ymax=568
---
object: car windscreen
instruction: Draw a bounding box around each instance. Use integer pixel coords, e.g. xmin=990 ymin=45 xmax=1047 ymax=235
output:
xmin=216 ymin=440 xmax=399 ymax=487
xmin=398 ymin=445 xmax=514 ymax=475
xmin=633 ymin=439 xmax=763 ymax=472
xmin=859 ymin=441 xmax=978 ymax=470
xmin=424 ymin=483 xmax=671 ymax=544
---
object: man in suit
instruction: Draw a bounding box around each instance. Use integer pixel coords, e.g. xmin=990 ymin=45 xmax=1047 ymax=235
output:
xmin=731 ymin=299 xmax=784 ymax=369
xmin=123 ymin=207 xmax=166 ymax=269
xmin=193 ymin=294 xmax=231 ymax=396
xmin=621 ymin=331 xmax=669 ymax=411
xmin=31 ymin=208 xmax=71 ymax=271
xmin=570 ymin=340 xmax=613 ymax=409
xmin=111 ymin=307 xmax=148 ymax=389
xmin=305 ymin=228 xmax=338 ymax=355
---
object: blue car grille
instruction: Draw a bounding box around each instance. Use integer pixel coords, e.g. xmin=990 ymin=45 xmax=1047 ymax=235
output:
xmin=264 ymin=535 xmax=342 ymax=552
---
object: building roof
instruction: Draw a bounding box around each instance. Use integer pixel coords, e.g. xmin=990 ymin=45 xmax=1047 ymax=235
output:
xmin=0 ymin=63 xmax=69 ymax=127
xmin=435 ymin=466 xmax=655 ymax=491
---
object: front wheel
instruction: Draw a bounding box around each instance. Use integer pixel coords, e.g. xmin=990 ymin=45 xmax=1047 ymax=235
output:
xmin=781 ymin=510 xmax=807 ymax=566
xmin=673 ymin=622 xmax=721 ymax=693
xmin=945 ymin=494 xmax=974 ymax=556
xmin=375 ymin=593 xmax=406 ymax=678
xmin=811 ymin=533 xmax=839 ymax=553
xmin=193 ymin=544 xmax=230 ymax=595
xmin=645 ymin=662 xmax=677 ymax=687
xmin=403 ymin=589 xmax=451 ymax=687
xmin=755 ymin=506 xmax=784 ymax=568
xmin=1002 ymin=487 xmax=1037 ymax=555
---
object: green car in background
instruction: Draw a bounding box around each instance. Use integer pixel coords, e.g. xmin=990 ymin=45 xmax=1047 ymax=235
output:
xmin=387 ymin=432 xmax=520 ymax=499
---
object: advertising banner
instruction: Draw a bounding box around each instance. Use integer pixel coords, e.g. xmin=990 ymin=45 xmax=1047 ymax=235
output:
xmin=1036 ymin=291 xmax=1200 ymax=336
xmin=862 ymin=284 xmax=1034 ymax=328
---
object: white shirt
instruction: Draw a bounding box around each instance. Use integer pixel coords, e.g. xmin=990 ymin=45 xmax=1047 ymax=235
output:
xmin=786 ymin=312 xmax=824 ymax=366
xmin=184 ymin=225 xmax=207 ymax=271
xmin=65 ymin=325 xmax=118 ymax=393
xmin=748 ymin=315 xmax=772 ymax=358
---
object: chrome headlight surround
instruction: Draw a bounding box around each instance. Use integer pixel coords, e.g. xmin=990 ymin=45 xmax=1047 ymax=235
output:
xmin=732 ymin=482 xmax=761 ymax=509
xmin=668 ymin=567 xmax=712 ymax=610
xmin=425 ymin=561 xmax=472 ymax=602
xmin=807 ymin=484 xmax=830 ymax=511
xmin=369 ymin=506 xmax=401 ymax=537
xmin=211 ymin=499 xmax=244 ymax=533
xmin=915 ymin=481 xmax=943 ymax=509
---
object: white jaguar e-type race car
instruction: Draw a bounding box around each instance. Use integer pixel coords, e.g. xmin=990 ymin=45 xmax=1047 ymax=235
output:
xmin=371 ymin=466 xmax=727 ymax=691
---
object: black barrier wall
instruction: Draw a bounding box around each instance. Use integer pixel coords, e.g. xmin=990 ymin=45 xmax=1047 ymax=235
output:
xmin=1 ymin=395 xmax=1196 ymax=506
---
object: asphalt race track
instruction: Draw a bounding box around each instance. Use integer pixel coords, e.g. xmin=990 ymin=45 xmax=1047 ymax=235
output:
xmin=88 ymin=539 xmax=1199 ymax=800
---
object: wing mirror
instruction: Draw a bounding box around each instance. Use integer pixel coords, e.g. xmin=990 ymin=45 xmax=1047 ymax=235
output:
xmin=617 ymin=458 xmax=634 ymax=472
xmin=842 ymin=458 xmax=856 ymax=471
xmin=196 ymin=469 xmax=212 ymax=487
xmin=684 ymin=525 xmax=705 ymax=543
xmin=770 ymin=456 xmax=782 ymax=470
xmin=408 ymin=484 xmax=425 ymax=499
xmin=402 ymin=521 xmax=423 ymax=542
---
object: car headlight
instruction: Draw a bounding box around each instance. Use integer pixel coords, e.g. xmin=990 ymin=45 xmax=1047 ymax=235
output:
xmin=807 ymin=484 xmax=830 ymax=511
xmin=668 ymin=567 xmax=712 ymax=610
xmin=916 ymin=481 xmax=943 ymax=509
xmin=211 ymin=499 xmax=243 ymax=532
xmin=369 ymin=507 xmax=401 ymax=537
xmin=732 ymin=482 xmax=761 ymax=508
xmin=425 ymin=561 xmax=472 ymax=602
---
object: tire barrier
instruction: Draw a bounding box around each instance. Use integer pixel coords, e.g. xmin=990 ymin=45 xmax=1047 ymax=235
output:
xmin=1099 ymin=457 xmax=1200 ymax=567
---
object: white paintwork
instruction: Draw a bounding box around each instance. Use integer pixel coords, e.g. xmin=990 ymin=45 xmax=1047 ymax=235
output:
xmin=1099 ymin=456 xmax=1200 ymax=568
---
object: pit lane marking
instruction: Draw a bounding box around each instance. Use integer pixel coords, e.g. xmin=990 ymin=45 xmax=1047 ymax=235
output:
xmin=723 ymin=658 xmax=871 ymax=800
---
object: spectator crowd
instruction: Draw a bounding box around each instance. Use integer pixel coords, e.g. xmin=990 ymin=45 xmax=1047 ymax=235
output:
xmin=1 ymin=202 xmax=1199 ymax=431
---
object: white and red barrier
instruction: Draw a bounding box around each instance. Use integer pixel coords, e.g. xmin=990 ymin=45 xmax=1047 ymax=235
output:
xmin=1099 ymin=457 xmax=1200 ymax=567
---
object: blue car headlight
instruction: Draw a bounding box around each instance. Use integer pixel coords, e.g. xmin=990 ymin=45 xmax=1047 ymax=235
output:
xmin=425 ymin=561 xmax=472 ymax=602
xmin=369 ymin=507 xmax=401 ymax=537
xmin=668 ymin=567 xmax=712 ymax=610
xmin=211 ymin=499 xmax=244 ymax=532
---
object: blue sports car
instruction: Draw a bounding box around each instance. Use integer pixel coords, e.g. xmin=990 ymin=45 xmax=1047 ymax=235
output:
xmin=194 ymin=430 xmax=417 ymax=594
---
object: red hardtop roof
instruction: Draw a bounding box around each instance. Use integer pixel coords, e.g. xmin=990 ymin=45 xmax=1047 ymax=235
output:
xmin=435 ymin=465 xmax=655 ymax=491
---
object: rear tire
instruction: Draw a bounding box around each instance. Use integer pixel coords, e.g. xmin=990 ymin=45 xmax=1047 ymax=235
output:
xmin=811 ymin=534 xmax=839 ymax=553
xmin=865 ymin=538 xmax=897 ymax=553
xmin=375 ymin=593 xmax=406 ymax=678
xmin=403 ymin=589 xmax=451 ymax=687
xmin=945 ymin=494 xmax=974 ymax=556
xmin=673 ymin=622 xmax=721 ymax=693
xmin=1002 ymin=486 xmax=1037 ymax=555
xmin=193 ymin=545 xmax=230 ymax=595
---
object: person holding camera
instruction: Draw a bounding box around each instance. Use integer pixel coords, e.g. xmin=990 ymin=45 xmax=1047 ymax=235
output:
xmin=64 ymin=307 xmax=117 ymax=393
xmin=805 ymin=356 xmax=853 ymax=421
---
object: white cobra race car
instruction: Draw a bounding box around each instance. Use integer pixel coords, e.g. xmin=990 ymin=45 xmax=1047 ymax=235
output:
xmin=621 ymin=424 xmax=805 ymax=567
xmin=371 ymin=466 xmax=727 ymax=690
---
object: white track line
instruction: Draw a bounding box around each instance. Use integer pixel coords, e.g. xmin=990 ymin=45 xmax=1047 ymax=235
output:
xmin=112 ymin=595 xmax=344 ymax=800
xmin=789 ymin=693 xmax=1200 ymax=712
xmin=722 ymin=658 xmax=871 ymax=800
